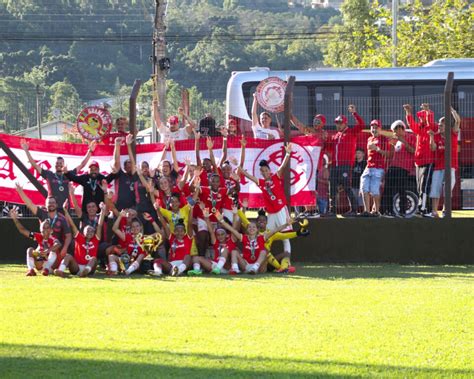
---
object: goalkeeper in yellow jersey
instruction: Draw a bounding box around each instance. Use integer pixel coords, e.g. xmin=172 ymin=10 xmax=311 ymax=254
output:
xmin=237 ymin=206 xmax=309 ymax=273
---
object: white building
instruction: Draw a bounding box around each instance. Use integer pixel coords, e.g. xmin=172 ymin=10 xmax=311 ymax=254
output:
xmin=12 ymin=120 xmax=74 ymax=141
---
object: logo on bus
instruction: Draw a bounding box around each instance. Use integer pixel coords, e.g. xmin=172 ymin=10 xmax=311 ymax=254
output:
xmin=76 ymin=106 xmax=113 ymax=141
xmin=252 ymin=143 xmax=313 ymax=194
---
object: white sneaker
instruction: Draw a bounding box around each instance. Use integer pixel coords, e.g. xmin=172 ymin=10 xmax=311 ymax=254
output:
xmin=147 ymin=270 xmax=162 ymax=277
xmin=171 ymin=265 xmax=179 ymax=276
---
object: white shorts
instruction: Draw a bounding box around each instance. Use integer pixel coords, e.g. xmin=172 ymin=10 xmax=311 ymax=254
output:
xmin=267 ymin=207 xmax=292 ymax=232
xmin=211 ymin=261 xmax=228 ymax=274
xmin=430 ymin=168 xmax=456 ymax=198
xmin=197 ymin=218 xmax=217 ymax=232
xmin=77 ymin=264 xmax=91 ymax=275
xmin=170 ymin=260 xmax=183 ymax=267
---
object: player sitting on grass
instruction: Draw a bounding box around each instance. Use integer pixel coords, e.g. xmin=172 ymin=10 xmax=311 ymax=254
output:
xmin=187 ymin=206 xmax=236 ymax=276
xmin=216 ymin=210 xmax=296 ymax=275
xmin=148 ymin=207 xmax=194 ymax=277
xmin=10 ymin=208 xmax=61 ymax=276
xmin=54 ymin=200 xmax=106 ymax=278
xmin=110 ymin=210 xmax=162 ymax=276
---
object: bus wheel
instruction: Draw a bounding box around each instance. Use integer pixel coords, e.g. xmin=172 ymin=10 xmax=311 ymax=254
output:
xmin=392 ymin=191 xmax=418 ymax=218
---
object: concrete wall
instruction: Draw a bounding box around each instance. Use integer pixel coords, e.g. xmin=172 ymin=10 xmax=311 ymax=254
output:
xmin=1 ymin=218 xmax=473 ymax=264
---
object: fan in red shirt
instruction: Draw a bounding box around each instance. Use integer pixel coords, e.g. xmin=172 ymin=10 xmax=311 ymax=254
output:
xmin=359 ymin=120 xmax=393 ymax=216
xmin=381 ymin=120 xmax=416 ymax=218
xmin=215 ymin=211 xmax=296 ymax=275
xmin=54 ymin=201 xmax=106 ymax=278
xmin=324 ymin=104 xmax=366 ymax=216
xmin=427 ymin=107 xmax=461 ymax=218
xmin=10 ymin=209 xmax=61 ymax=276
xmin=238 ymin=143 xmax=293 ymax=262
xmin=149 ymin=210 xmax=194 ymax=277
xmin=404 ymin=103 xmax=438 ymax=215
xmin=102 ymin=117 xmax=128 ymax=145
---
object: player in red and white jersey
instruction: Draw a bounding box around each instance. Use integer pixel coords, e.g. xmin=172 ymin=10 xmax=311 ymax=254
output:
xmin=10 ymin=209 xmax=61 ymax=276
xmin=149 ymin=206 xmax=194 ymax=277
xmin=110 ymin=210 xmax=163 ymax=276
xmin=54 ymin=201 xmax=106 ymax=277
xmin=238 ymin=143 xmax=294 ymax=261
xmin=187 ymin=206 xmax=236 ymax=275
xmin=216 ymin=210 xmax=296 ymax=275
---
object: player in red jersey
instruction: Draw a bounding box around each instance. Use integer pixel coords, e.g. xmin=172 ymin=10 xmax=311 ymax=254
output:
xmin=187 ymin=206 xmax=236 ymax=275
xmin=216 ymin=210 xmax=295 ymax=274
xmin=110 ymin=210 xmax=163 ymax=276
xmin=149 ymin=207 xmax=194 ymax=277
xmin=10 ymin=209 xmax=61 ymax=276
xmin=54 ymin=200 xmax=106 ymax=277
xmin=238 ymin=143 xmax=293 ymax=259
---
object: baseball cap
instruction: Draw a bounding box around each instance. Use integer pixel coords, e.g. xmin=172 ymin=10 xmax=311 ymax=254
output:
xmin=89 ymin=160 xmax=99 ymax=169
xmin=167 ymin=115 xmax=179 ymax=126
xmin=313 ymin=114 xmax=326 ymax=126
xmin=370 ymin=119 xmax=382 ymax=128
xmin=390 ymin=120 xmax=406 ymax=131
xmin=334 ymin=115 xmax=347 ymax=124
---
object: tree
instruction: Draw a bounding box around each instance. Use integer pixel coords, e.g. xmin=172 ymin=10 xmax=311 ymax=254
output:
xmin=48 ymin=80 xmax=81 ymax=122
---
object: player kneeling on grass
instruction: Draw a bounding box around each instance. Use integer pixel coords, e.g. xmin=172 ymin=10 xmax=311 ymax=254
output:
xmin=216 ymin=210 xmax=296 ymax=275
xmin=10 ymin=209 xmax=61 ymax=276
xmin=149 ymin=206 xmax=194 ymax=277
xmin=187 ymin=206 xmax=235 ymax=276
xmin=54 ymin=200 xmax=106 ymax=278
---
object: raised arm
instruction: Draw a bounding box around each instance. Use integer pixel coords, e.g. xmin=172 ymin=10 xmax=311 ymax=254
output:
xmin=290 ymin=114 xmax=308 ymax=134
xmin=186 ymin=204 xmax=194 ymax=238
xmin=239 ymin=135 xmax=246 ymax=168
xmin=113 ymin=137 xmax=123 ymax=172
xmin=215 ymin=210 xmax=242 ymax=242
xmin=178 ymin=107 xmax=196 ymax=136
xmin=264 ymin=217 xmax=294 ymax=241
xmin=152 ymin=99 xmax=165 ymax=133
xmin=125 ymin=134 xmax=137 ymax=175
xmin=206 ymin=137 xmax=219 ymax=172
xmin=202 ymin=206 xmax=216 ymax=245
xmin=237 ymin=166 xmax=258 ymax=185
xmin=143 ymin=212 xmax=163 ymax=235
xmin=218 ymin=130 xmax=228 ymax=167
xmin=9 ymin=208 xmax=30 ymax=238
xmin=451 ymin=107 xmax=461 ymax=134
xmin=74 ymin=140 xmax=97 ymax=172
xmin=20 ymin=139 xmax=42 ymax=175
xmin=95 ymin=202 xmax=107 ymax=241
xmin=68 ymin=182 xmax=82 ymax=218
xmin=251 ymin=93 xmax=259 ymax=126
xmin=15 ymin=183 xmax=38 ymax=215
xmin=348 ymin=104 xmax=365 ymax=133
xmin=112 ymin=210 xmax=127 ymax=241
xmin=170 ymin=140 xmax=180 ymax=173
xmin=276 ymin=143 xmax=292 ymax=178
xmin=403 ymin=104 xmax=420 ymax=135
xmin=62 ymin=199 xmax=78 ymax=236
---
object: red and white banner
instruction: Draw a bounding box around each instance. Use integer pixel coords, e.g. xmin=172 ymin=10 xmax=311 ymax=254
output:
xmin=0 ymin=133 xmax=321 ymax=207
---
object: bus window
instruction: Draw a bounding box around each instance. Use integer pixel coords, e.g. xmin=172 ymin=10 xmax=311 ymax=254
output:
xmin=456 ymin=85 xmax=474 ymax=116
xmin=414 ymin=84 xmax=444 ymax=117
xmin=342 ymin=86 xmax=371 ymax=125
xmin=379 ymin=85 xmax=412 ymax=127
xmin=293 ymin=84 xmax=309 ymax=129
xmin=314 ymin=86 xmax=342 ymax=127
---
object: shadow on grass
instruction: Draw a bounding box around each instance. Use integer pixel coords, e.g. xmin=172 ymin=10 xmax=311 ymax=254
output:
xmin=0 ymin=343 xmax=471 ymax=378
xmin=1 ymin=264 xmax=473 ymax=282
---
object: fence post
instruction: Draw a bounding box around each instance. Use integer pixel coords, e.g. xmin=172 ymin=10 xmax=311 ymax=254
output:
xmin=444 ymin=72 xmax=454 ymax=219
xmin=283 ymin=76 xmax=295 ymax=208
xmin=129 ymin=80 xmax=141 ymax=159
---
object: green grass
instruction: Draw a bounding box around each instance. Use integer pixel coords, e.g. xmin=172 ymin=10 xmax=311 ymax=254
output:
xmin=0 ymin=264 xmax=473 ymax=378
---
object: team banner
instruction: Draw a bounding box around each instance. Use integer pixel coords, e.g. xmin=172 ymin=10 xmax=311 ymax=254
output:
xmin=0 ymin=133 xmax=321 ymax=207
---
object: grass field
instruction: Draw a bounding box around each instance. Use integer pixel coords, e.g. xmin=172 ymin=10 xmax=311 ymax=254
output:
xmin=0 ymin=264 xmax=472 ymax=378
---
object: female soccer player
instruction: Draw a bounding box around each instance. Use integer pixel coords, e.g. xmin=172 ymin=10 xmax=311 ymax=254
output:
xmin=54 ymin=201 xmax=106 ymax=277
xmin=10 ymin=208 xmax=61 ymax=276
xmin=149 ymin=207 xmax=194 ymax=277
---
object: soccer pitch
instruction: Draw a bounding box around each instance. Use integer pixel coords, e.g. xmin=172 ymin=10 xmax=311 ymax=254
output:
xmin=0 ymin=264 xmax=472 ymax=378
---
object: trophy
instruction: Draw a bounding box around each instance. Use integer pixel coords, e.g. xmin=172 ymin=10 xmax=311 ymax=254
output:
xmin=135 ymin=232 xmax=163 ymax=259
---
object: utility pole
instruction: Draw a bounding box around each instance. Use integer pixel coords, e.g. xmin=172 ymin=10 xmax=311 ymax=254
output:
xmin=35 ymin=85 xmax=43 ymax=139
xmin=152 ymin=0 xmax=169 ymax=143
xmin=392 ymin=0 xmax=399 ymax=67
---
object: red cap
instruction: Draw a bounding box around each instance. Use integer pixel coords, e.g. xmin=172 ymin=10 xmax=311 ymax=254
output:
xmin=370 ymin=119 xmax=382 ymax=128
xmin=168 ymin=116 xmax=179 ymax=125
xmin=89 ymin=160 xmax=99 ymax=169
xmin=313 ymin=114 xmax=326 ymax=126
xmin=334 ymin=115 xmax=348 ymax=124
xmin=416 ymin=110 xmax=435 ymax=127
